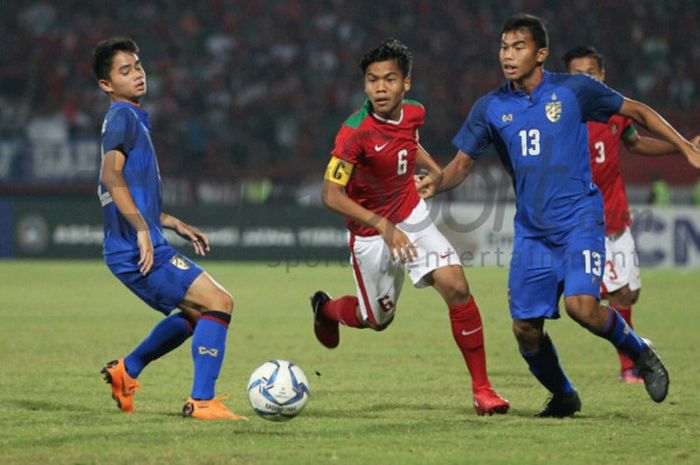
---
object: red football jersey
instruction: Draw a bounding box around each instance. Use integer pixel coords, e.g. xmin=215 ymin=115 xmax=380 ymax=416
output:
xmin=587 ymin=115 xmax=635 ymax=235
xmin=331 ymin=100 xmax=424 ymax=236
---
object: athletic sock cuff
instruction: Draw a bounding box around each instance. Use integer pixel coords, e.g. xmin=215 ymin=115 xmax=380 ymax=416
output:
xmin=449 ymin=296 xmax=478 ymax=316
xmin=201 ymin=310 xmax=231 ymax=328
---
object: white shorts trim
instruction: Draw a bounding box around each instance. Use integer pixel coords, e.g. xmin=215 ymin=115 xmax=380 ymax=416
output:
xmin=603 ymin=227 xmax=641 ymax=294
xmin=349 ymin=200 xmax=459 ymax=326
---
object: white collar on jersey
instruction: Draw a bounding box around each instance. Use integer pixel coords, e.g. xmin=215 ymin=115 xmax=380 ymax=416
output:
xmin=371 ymin=108 xmax=404 ymax=125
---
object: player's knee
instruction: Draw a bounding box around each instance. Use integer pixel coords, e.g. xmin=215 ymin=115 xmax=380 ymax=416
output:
xmin=209 ymin=290 xmax=234 ymax=314
xmin=512 ymin=320 xmax=541 ymax=348
xmin=446 ymin=280 xmax=471 ymax=304
xmin=434 ymin=269 xmax=471 ymax=305
xmin=564 ymin=295 xmax=597 ymax=325
xmin=630 ymin=288 xmax=641 ymax=305
xmin=609 ymin=286 xmax=640 ymax=308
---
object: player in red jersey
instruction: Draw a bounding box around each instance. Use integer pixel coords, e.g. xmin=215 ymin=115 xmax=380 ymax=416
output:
xmin=564 ymin=45 xmax=700 ymax=383
xmin=310 ymin=39 xmax=509 ymax=416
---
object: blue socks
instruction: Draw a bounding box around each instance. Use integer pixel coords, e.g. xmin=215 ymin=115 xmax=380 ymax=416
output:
xmin=191 ymin=311 xmax=231 ymax=400
xmin=125 ymin=312 xmax=193 ymax=378
xmin=595 ymin=307 xmax=644 ymax=360
xmin=521 ymin=333 xmax=576 ymax=395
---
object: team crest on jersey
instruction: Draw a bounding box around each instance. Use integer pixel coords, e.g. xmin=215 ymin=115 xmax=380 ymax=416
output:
xmin=170 ymin=255 xmax=191 ymax=270
xmin=545 ymin=100 xmax=562 ymax=122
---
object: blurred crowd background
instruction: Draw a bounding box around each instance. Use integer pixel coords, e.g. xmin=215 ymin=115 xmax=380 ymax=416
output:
xmin=2 ymin=0 xmax=699 ymax=206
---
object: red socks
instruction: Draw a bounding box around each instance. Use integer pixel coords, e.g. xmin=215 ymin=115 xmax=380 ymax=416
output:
xmin=449 ymin=297 xmax=490 ymax=391
xmin=613 ymin=306 xmax=634 ymax=372
xmin=322 ymin=296 xmax=363 ymax=328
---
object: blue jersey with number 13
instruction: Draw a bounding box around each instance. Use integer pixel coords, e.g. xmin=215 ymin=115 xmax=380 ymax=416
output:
xmin=453 ymin=71 xmax=624 ymax=237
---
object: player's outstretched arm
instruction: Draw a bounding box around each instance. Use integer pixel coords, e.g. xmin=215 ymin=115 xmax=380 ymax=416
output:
xmin=101 ymin=149 xmax=153 ymax=275
xmin=322 ymin=179 xmax=417 ymax=263
xmin=619 ymin=98 xmax=700 ymax=168
xmin=622 ymin=127 xmax=699 ymax=156
xmin=435 ymin=151 xmax=476 ymax=195
xmin=414 ymin=143 xmax=443 ymax=199
xmin=161 ymin=213 xmax=210 ymax=256
xmin=692 ymin=135 xmax=700 ymax=148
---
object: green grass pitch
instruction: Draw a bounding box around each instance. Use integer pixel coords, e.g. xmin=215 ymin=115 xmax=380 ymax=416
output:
xmin=1 ymin=260 xmax=698 ymax=465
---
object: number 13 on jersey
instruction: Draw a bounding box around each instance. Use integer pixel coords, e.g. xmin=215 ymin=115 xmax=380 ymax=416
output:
xmin=519 ymin=129 xmax=540 ymax=156
xmin=582 ymin=249 xmax=602 ymax=276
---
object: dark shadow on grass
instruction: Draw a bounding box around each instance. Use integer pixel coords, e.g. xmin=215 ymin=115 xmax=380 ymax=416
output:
xmin=301 ymin=401 xmax=448 ymax=419
xmin=8 ymin=399 xmax=102 ymax=413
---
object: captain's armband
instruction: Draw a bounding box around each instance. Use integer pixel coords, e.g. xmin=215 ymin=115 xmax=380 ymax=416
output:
xmin=324 ymin=156 xmax=354 ymax=186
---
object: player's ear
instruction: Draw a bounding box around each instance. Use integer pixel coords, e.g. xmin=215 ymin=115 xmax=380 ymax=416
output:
xmin=98 ymin=79 xmax=113 ymax=94
xmin=403 ymin=74 xmax=412 ymax=92
xmin=536 ymin=47 xmax=549 ymax=65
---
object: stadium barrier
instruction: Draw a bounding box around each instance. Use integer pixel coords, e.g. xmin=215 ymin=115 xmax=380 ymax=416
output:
xmin=1 ymin=198 xmax=699 ymax=268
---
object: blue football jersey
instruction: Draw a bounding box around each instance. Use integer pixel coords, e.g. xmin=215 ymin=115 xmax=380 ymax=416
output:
xmin=453 ymin=71 xmax=624 ymax=236
xmin=98 ymin=102 xmax=167 ymax=266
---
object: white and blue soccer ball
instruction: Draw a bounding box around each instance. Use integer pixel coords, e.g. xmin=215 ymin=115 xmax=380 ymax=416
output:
xmin=247 ymin=359 xmax=310 ymax=421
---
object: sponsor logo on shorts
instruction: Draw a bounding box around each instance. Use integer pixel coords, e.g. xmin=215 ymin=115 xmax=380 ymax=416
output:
xmin=170 ymin=255 xmax=191 ymax=270
xmin=440 ymin=249 xmax=454 ymax=259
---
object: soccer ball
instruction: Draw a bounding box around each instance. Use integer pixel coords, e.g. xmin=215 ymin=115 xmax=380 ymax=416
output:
xmin=247 ymin=360 xmax=310 ymax=421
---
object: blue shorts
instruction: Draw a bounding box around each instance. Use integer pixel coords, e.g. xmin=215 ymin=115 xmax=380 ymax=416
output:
xmin=108 ymin=244 xmax=204 ymax=315
xmin=508 ymin=224 xmax=605 ymax=320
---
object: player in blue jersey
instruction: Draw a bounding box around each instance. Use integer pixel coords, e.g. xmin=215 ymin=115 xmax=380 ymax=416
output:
xmin=421 ymin=14 xmax=700 ymax=417
xmin=92 ymin=37 xmax=245 ymax=421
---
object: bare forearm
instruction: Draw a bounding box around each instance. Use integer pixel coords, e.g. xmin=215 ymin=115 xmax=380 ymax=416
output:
xmin=103 ymin=173 xmax=148 ymax=232
xmin=621 ymin=99 xmax=693 ymax=152
xmin=416 ymin=144 xmax=443 ymax=179
xmin=437 ymin=151 xmax=475 ymax=193
xmin=627 ymin=136 xmax=679 ymax=156
xmin=160 ymin=213 xmax=182 ymax=230
xmin=322 ymin=183 xmax=391 ymax=235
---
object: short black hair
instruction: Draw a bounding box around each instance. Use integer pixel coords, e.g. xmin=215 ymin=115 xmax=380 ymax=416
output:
xmin=91 ymin=37 xmax=140 ymax=81
xmin=501 ymin=13 xmax=548 ymax=50
xmin=360 ymin=38 xmax=412 ymax=77
xmin=562 ymin=45 xmax=605 ymax=71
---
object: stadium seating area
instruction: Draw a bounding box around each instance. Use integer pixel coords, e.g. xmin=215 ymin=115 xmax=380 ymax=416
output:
xmin=1 ymin=1 xmax=698 ymax=198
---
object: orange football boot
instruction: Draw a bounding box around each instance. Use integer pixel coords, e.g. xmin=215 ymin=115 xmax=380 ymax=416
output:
xmin=182 ymin=394 xmax=248 ymax=421
xmin=101 ymin=359 xmax=141 ymax=413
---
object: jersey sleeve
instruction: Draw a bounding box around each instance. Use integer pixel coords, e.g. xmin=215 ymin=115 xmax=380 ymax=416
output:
xmin=331 ymin=125 xmax=363 ymax=164
xmin=451 ymin=95 xmax=493 ymax=159
xmin=102 ymin=108 xmax=137 ymax=156
xmin=569 ymin=74 xmax=624 ymax=123
xmin=620 ymin=116 xmax=636 ymax=138
xmin=416 ymin=103 xmax=425 ymax=128
xmin=414 ymin=104 xmax=425 ymax=141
